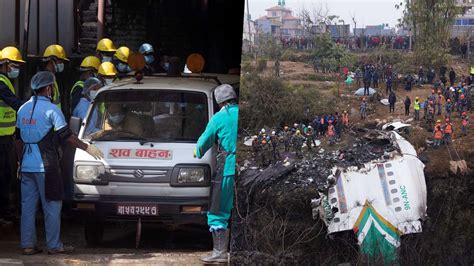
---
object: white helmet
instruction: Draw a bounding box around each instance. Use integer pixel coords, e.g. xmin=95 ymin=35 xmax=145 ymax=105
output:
xmin=308 ymin=126 xmax=312 ymax=129
xmin=261 ymin=128 xmax=266 ymax=133
xmin=271 ymin=131 xmax=276 ymax=135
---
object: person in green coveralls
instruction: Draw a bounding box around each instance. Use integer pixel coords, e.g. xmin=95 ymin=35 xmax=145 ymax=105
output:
xmin=194 ymin=84 xmax=238 ymax=263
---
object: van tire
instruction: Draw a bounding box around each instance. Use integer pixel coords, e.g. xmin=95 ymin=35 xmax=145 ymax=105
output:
xmin=84 ymin=221 xmax=104 ymax=247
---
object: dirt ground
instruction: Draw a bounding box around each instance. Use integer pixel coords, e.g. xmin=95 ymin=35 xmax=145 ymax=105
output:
xmin=0 ymin=218 xmax=212 ymax=265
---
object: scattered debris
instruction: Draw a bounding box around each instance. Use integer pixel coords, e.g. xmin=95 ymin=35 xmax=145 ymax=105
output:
xmin=312 ymin=131 xmax=427 ymax=262
xmin=354 ymin=87 xmax=377 ymax=96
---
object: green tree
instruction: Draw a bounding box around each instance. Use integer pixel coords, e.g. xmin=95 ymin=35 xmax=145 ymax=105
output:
xmin=397 ymin=0 xmax=462 ymax=66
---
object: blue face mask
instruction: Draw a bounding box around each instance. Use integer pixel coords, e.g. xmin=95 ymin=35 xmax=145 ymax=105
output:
xmin=116 ymin=62 xmax=131 ymax=73
xmin=144 ymin=55 xmax=155 ymax=64
xmin=7 ymin=67 xmax=20 ymax=79
xmin=101 ymin=55 xmax=112 ymax=63
xmin=55 ymin=62 xmax=64 ymax=73
xmin=108 ymin=113 xmax=125 ymax=124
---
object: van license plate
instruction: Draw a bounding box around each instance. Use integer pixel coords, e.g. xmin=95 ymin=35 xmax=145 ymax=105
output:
xmin=116 ymin=203 xmax=158 ymax=216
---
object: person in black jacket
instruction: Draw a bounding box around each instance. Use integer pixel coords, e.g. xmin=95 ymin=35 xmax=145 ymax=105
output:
xmin=389 ymin=91 xmax=396 ymax=113
xmin=404 ymin=96 xmax=411 ymax=116
xmin=449 ymin=68 xmax=456 ymax=86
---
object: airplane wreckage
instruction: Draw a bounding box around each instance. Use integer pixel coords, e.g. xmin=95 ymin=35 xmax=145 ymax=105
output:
xmin=311 ymin=131 xmax=427 ymax=263
xmin=240 ymin=129 xmax=429 ymax=263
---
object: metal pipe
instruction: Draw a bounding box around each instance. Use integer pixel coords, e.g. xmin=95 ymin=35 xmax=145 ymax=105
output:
xmin=15 ymin=0 xmax=20 ymax=45
xmin=97 ymin=0 xmax=105 ymax=41
xmin=36 ymin=0 xmax=40 ymax=55
xmin=22 ymin=0 xmax=31 ymax=99
xmin=56 ymin=0 xmax=59 ymax=44
xmin=22 ymin=0 xmax=31 ymax=58
xmin=73 ymin=0 xmax=80 ymax=53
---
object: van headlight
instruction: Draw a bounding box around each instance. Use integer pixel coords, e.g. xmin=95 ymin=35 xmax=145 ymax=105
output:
xmin=171 ymin=165 xmax=210 ymax=187
xmin=75 ymin=164 xmax=105 ymax=183
xmin=178 ymin=168 xmax=205 ymax=183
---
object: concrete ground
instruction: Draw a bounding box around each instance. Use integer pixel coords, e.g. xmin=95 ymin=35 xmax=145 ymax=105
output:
xmin=0 ymin=217 xmax=217 ymax=265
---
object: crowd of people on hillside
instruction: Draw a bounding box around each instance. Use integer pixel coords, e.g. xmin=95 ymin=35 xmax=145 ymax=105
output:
xmin=251 ymin=111 xmax=350 ymax=166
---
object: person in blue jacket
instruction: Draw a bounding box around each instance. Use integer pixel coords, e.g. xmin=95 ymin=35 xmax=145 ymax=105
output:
xmin=72 ymin=77 xmax=102 ymax=135
xmin=16 ymin=71 xmax=104 ymax=255
xmin=194 ymin=84 xmax=238 ymax=263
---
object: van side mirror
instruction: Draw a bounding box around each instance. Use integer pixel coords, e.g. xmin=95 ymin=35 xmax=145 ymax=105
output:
xmin=69 ymin=116 xmax=81 ymax=135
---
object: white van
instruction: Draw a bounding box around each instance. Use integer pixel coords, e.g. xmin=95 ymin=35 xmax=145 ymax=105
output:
xmin=70 ymin=74 xmax=239 ymax=246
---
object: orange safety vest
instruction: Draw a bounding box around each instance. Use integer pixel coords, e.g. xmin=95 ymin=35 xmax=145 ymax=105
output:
xmin=342 ymin=113 xmax=349 ymax=124
xmin=434 ymin=129 xmax=443 ymax=139
xmin=327 ymin=125 xmax=335 ymax=136
xmin=444 ymin=123 xmax=453 ymax=134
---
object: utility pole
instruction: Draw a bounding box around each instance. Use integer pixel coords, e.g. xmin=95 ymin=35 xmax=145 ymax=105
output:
xmin=246 ymin=0 xmax=252 ymax=54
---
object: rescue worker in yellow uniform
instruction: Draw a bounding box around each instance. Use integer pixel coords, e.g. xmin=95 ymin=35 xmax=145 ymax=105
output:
xmin=70 ymin=56 xmax=101 ymax=113
xmin=42 ymin=44 xmax=69 ymax=110
xmin=0 ymin=47 xmax=26 ymax=225
xmin=113 ymin=46 xmax=131 ymax=78
xmin=96 ymin=38 xmax=117 ymax=63
xmin=97 ymin=62 xmax=117 ymax=86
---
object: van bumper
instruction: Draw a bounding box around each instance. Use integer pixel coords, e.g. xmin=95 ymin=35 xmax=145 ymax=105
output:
xmin=72 ymin=194 xmax=209 ymax=225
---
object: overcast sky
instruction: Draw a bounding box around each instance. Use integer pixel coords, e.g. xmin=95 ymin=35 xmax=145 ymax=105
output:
xmin=247 ymin=0 xmax=404 ymax=28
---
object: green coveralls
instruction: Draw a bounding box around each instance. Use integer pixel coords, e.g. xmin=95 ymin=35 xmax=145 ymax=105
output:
xmin=195 ymin=104 xmax=238 ymax=231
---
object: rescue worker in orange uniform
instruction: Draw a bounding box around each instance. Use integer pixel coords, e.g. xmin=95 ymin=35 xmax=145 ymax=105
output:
xmin=443 ymin=118 xmax=453 ymax=145
xmin=433 ymin=120 xmax=443 ymax=148
xmin=342 ymin=110 xmax=349 ymax=129
xmin=327 ymin=120 xmax=335 ymax=146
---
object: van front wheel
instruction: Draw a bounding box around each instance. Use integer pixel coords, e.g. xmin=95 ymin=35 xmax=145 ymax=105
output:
xmin=84 ymin=221 xmax=104 ymax=247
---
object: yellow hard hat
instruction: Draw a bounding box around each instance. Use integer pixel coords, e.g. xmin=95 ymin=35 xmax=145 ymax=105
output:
xmin=471 ymin=67 xmax=474 ymax=75
xmin=114 ymin=46 xmax=130 ymax=63
xmin=43 ymin=44 xmax=69 ymax=61
xmin=1 ymin=46 xmax=26 ymax=63
xmin=96 ymin=38 xmax=116 ymax=52
xmin=80 ymin=56 xmax=101 ymax=71
xmin=0 ymin=49 xmax=2 ymax=60
xmin=98 ymin=62 xmax=117 ymax=76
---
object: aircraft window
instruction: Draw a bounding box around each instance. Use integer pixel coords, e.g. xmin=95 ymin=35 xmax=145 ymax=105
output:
xmin=387 ymin=171 xmax=394 ymax=176
xmin=391 ymin=188 xmax=398 ymax=193
xmin=329 ymin=188 xmax=335 ymax=194
xmin=330 ymin=198 xmax=337 ymax=204
xmin=395 ymin=207 xmax=402 ymax=212
xmin=385 ymin=163 xmax=392 ymax=168
xmin=389 ymin=180 xmax=396 ymax=185
xmin=333 ymin=218 xmax=340 ymax=223
xmin=393 ymin=197 xmax=400 ymax=202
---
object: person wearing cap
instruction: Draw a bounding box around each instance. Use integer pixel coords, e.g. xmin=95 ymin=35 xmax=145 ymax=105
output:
xmin=433 ymin=121 xmax=443 ymax=148
xmin=42 ymin=44 xmax=69 ymax=110
xmin=70 ymin=56 xmax=101 ymax=113
xmin=72 ymin=77 xmax=103 ymax=135
xmin=194 ymin=84 xmax=238 ymax=263
xmin=138 ymin=43 xmax=166 ymax=75
xmin=15 ymin=71 xmax=104 ymax=255
xmin=414 ymin=96 xmax=420 ymax=120
xmin=0 ymin=46 xmax=26 ymax=225
xmin=97 ymin=62 xmax=117 ymax=85
xmin=96 ymin=38 xmax=117 ymax=63
xmin=443 ymin=118 xmax=453 ymax=145
xmin=113 ymin=46 xmax=131 ymax=78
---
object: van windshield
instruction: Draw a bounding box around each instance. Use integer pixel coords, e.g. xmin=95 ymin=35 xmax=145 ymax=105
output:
xmin=83 ymin=89 xmax=209 ymax=142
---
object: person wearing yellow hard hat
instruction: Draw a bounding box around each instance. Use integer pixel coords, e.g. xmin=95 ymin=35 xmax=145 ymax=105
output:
xmin=0 ymin=46 xmax=26 ymax=225
xmin=113 ymin=46 xmax=131 ymax=78
xmin=70 ymin=56 xmax=101 ymax=112
xmin=97 ymin=62 xmax=117 ymax=85
xmin=96 ymin=38 xmax=116 ymax=63
xmin=42 ymin=44 xmax=69 ymax=110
